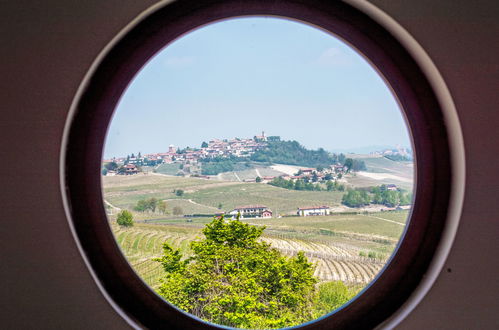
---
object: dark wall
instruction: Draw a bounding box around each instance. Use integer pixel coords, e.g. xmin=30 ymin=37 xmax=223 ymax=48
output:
xmin=0 ymin=0 xmax=497 ymax=328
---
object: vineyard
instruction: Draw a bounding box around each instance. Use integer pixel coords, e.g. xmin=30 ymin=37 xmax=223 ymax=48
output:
xmin=105 ymin=174 xmax=408 ymax=291
xmin=262 ymin=237 xmax=384 ymax=284
xmin=112 ymin=221 xmax=390 ymax=290
xmin=112 ymin=224 xmax=200 ymax=289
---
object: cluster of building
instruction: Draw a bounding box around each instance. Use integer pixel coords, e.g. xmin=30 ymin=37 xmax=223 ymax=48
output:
xmin=371 ymin=146 xmax=412 ymax=158
xmin=296 ymin=206 xmax=331 ymax=216
xmin=280 ymin=165 xmax=348 ymax=183
xmin=228 ymin=205 xmax=273 ymax=219
xmin=225 ymin=204 xmax=334 ymax=219
xmin=103 ymin=132 xmax=272 ymax=171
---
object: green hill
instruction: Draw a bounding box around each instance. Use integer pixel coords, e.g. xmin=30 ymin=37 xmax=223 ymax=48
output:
xmin=250 ymin=140 xmax=345 ymax=167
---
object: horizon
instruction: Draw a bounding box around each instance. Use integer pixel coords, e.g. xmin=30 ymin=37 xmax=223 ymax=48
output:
xmin=104 ymin=17 xmax=412 ymax=159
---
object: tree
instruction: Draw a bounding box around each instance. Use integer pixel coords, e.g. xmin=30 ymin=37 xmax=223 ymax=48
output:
xmin=201 ymin=141 xmax=208 ymax=148
xmin=399 ymin=192 xmax=412 ymax=205
xmin=344 ymin=158 xmax=354 ymax=172
xmin=314 ymin=281 xmax=359 ymax=318
xmin=383 ymin=190 xmax=400 ymax=207
xmin=255 ymin=176 xmax=262 ymax=183
xmin=158 ymin=201 xmax=168 ymax=214
xmin=175 ymin=189 xmax=184 ymax=197
xmin=104 ymin=161 xmax=118 ymax=171
xmin=148 ymin=197 xmax=158 ymax=212
xmin=116 ymin=210 xmax=133 ymax=227
xmin=134 ymin=199 xmax=148 ymax=212
xmin=250 ymin=140 xmax=341 ymax=168
xmin=294 ymin=179 xmax=305 ymax=191
xmin=217 ymin=203 xmax=223 ymax=210
xmin=155 ymin=216 xmax=317 ymax=329
xmin=172 ymin=206 xmax=183 ymax=215
xmin=326 ymin=180 xmax=334 ymax=191
xmin=351 ymin=159 xmax=367 ymax=171
xmin=134 ymin=198 xmax=158 ymax=212
xmin=341 ymin=189 xmax=370 ymax=207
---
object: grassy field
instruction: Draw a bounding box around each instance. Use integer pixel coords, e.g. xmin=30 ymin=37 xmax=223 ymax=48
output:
xmin=218 ymin=166 xmax=285 ymax=181
xmin=365 ymin=211 xmax=410 ymax=224
xmin=340 ymin=156 xmax=414 ymax=190
xmin=185 ymin=182 xmax=343 ymax=215
xmin=249 ymin=213 xmax=406 ymax=240
xmin=102 ymin=174 xmax=240 ymax=209
xmin=103 ymin=174 xmax=344 ymax=214
xmin=359 ymin=156 xmax=413 ymax=174
xmin=155 ymin=163 xmax=182 ymax=175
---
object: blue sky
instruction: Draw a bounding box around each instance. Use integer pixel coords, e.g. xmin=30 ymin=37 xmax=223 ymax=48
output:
xmin=104 ymin=17 xmax=411 ymax=158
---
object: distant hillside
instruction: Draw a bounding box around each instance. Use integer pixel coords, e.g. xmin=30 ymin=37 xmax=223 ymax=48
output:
xmin=250 ymin=140 xmax=345 ymax=168
xmin=344 ymin=156 xmax=414 ymax=191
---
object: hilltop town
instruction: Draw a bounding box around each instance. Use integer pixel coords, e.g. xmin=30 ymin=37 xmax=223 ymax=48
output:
xmin=104 ymin=131 xmax=271 ymax=168
xmin=104 ymin=132 xmax=358 ymax=178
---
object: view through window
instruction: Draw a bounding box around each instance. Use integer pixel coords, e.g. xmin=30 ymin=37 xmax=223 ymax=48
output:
xmin=102 ymin=17 xmax=414 ymax=329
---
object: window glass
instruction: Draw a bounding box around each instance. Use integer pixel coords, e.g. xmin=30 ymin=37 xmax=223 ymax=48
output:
xmin=102 ymin=17 xmax=413 ymax=329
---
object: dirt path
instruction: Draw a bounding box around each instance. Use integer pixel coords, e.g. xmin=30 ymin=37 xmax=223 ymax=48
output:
xmin=162 ymin=198 xmax=219 ymax=210
xmin=359 ymin=214 xmax=405 ymax=226
xmin=104 ymin=200 xmax=121 ymax=213
xmin=233 ymin=172 xmax=242 ymax=182
xmin=254 ymin=168 xmax=262 ymax=178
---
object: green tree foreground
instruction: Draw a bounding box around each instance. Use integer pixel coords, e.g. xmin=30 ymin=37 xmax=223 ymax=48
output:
xmin=155 ymin=216 xmax=358 ymax=328
xmin=116 ymin=210 xmax=134 ymax=227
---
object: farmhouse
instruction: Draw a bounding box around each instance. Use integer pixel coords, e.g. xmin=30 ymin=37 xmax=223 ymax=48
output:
xmin=229 ymin=205 xmax=272 ymax=218
xmin=123 ymin=164 xmax=138 ymax=175
xmin=297 ymin=206 xmax=330 ymax=217
xmin=299 ymin=168 xmax=315 ymax=176
xmin=386 ymin=184 xmax=398 ymax=191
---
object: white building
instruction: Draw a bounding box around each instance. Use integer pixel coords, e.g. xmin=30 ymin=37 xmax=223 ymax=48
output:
xmin=229 ymin=205 xmax=272 ymax=218
xmin=297 ymin=206 xmax=330 ymax=217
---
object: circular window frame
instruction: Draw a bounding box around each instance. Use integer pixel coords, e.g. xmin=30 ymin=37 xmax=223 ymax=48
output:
xmin=61 ymin=0 xmax=459 ymax=329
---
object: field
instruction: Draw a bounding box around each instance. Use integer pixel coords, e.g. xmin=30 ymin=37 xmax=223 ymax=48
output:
xmin=155 ymin=163 xmax=182 ymax=175
xmin=104 ymin=174 xmax=344 ymax=215
xmin=218 ymin=166 xmax=286 ymax=181
xmin=345 ymin=156 xmax=414 ymax=190
xmin=104 ymin=172 xmax=410 ymax=293
xmin=111 ymin=223 xmax=200 ymax=289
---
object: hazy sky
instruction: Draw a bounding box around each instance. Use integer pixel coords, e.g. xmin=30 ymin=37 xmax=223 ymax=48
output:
xmin=104 ymin=17 xmax=411 ymax=159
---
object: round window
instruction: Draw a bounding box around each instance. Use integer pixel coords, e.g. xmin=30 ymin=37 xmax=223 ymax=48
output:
xmin=63 ymin=1 xmax=455 ymax=329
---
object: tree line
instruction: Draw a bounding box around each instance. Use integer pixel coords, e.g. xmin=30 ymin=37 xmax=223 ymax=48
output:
xmin=133 ymin=197 xmax=186 ymax=216
xmin=342 ymin=185 xmax=412 ymax=208
xmin=250 ymin=140 xmax=346 ymax=168
xmin=268 ymin=177 xmax=346 ymax=192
